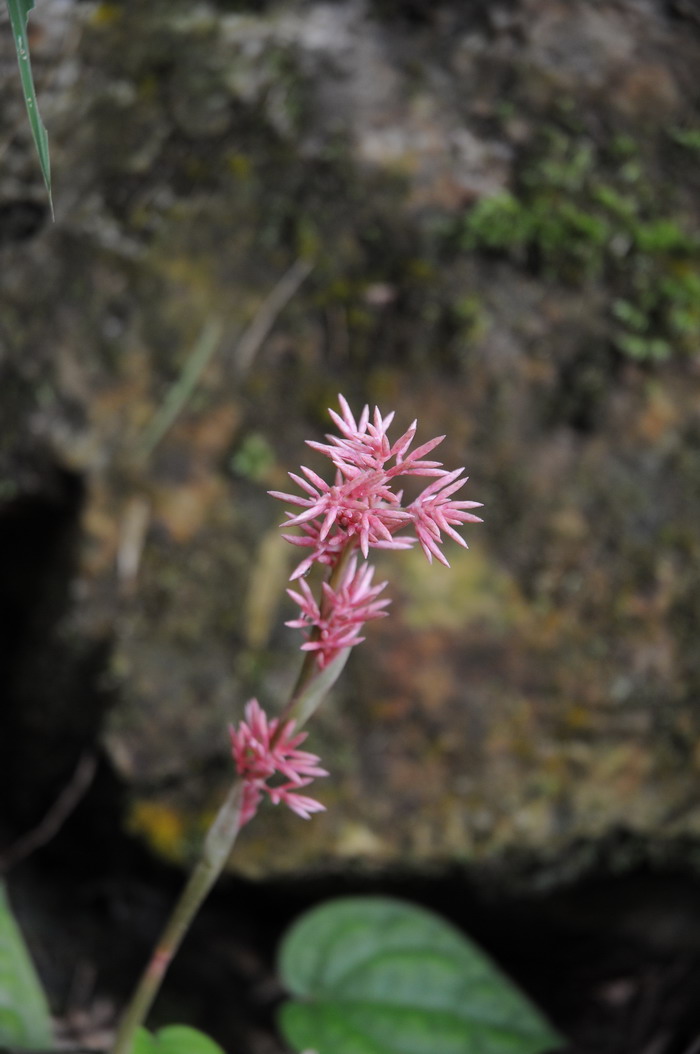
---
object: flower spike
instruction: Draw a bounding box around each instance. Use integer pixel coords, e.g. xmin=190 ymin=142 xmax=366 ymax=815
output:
xmin=271 ymin=395 xmax=482 ymax=583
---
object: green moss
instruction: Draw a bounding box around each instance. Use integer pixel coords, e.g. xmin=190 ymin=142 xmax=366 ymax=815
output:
xmin=456 ymin=129 xmax=700 ymax=362
xmin=399 ymin=545 xmax=522 ymax=634
xmin=229 ymin=432 xmax=277 ymax=482
xmin=669 ymin=126 xmax=700 ymax=152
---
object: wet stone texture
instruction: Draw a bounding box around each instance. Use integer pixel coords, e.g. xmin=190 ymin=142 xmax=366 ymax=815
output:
xmin=1 ymin=0 xmax=700 ymax=880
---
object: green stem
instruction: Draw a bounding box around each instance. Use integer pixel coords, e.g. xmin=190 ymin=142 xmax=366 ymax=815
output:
xmin=113 ymin=542 xmax=356 ymax=1049
xmin=112 ymin=780 xmax=243 ymax=1053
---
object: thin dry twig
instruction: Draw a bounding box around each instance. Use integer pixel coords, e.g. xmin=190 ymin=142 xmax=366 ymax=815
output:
xmin=234 ymin=257 xmax=313 ymax=376
xmin=116 ymin=493 xmax=151 ymax=594
xmin=135 ymin=317 xmax=225 ymax=461
xmin=0 ymin=751 xmax=97 ymax=873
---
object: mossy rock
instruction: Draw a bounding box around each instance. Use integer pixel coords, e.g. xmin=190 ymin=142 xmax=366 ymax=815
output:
xmin=1 ymin=0 xmax=699 ymax=881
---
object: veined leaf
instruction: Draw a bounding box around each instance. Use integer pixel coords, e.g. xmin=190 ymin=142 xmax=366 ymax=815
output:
xmin=0 ymin=881 xmax=52 ymax=1048
xmin=279 ymin=896 xmax=563 ymax=1054
xmin=6 ymin=0 xmax=52 ymax=213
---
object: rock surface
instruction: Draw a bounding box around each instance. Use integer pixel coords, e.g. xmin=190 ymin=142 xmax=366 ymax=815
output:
xmin=1 ymin=0 xmax=700 ymax=879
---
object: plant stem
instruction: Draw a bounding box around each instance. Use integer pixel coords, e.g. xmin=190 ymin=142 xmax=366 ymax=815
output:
xmin=112 ymin=780 xmax=244 ymax=1053
xmin=113 ymin=545 xmax=355 ymax=1050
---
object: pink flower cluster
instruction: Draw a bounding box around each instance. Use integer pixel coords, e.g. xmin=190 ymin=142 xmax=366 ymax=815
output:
xmin=272 ymin=395 xmax=482 ymax=572
xmin=271 ymin=396 xmax=482 ymax=666
xmin=286 ymin=556 xmax=390 ymax=669
xmin=230 ymin=699 xmax=328 ymax=824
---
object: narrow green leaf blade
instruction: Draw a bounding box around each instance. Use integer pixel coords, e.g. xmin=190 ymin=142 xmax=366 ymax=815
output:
xmin=6 ymin=0 xmax=52 ymax=213
xmin=278 ymin=896 xmax=563 ymax=1054
xmin=0 ymin=881 xmax=52 ymax=1048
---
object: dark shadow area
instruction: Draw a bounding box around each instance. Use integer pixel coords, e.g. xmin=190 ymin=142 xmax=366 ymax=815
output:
xmin=7 ymin=808 xmax=700 ymax=1054
xmin=0 ymin=463 xmax=110 ymax=835
xmin=0 ymin=201 xmax=49 ymax=245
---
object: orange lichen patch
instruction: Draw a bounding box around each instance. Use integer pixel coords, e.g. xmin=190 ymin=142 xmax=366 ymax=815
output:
xmin=548 ymin=506 xmax=588 ymax=542
xmin=89 ymin=2 xmax=123 ymax=26
xmin=152 ymin=475 xmax=227 ymax=543
xmin=333 ymin=821 xmax=385 ymax=859
xmin=172 ymin=402 xmax=241 ymax=457
xmin=633 ymin=384 xmax=683 ymax=443
xmin=226 ymin=153 xmax=252 ymax=179
xmin=89 ymin=388 xmax=157 ymax=457
xmin=411 ymin=660 xmax=456 ymax=714
xmin=613 ymin=64 xmax=680 ymax=121
xmin=127 ymin=800 xmax=187 ymax=862
xmin=562 ymin=702 xmax=596 ymax=732
xmin=372 ymin=694 xmax=414 ymax=722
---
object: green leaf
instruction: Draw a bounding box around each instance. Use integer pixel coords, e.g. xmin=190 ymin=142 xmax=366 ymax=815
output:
xmin=0 ymin=881 xmax=52 ymax=1048
xmin=278 ymin=896 xmax=562 ymax=1054
xmin=133 ymin=1028 xmax=159 ymax=1054
xmin=133 ymin=1025 xmax=227 ymax=1054
xmin=6 ymin=0 xmax=52 ymax=213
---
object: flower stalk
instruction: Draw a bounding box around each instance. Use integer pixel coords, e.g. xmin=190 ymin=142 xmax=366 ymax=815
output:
xmin=112 ymin=780 xmax=244 ymax=1054
xmin=112 ymin=396 xmax=481 ymax=1050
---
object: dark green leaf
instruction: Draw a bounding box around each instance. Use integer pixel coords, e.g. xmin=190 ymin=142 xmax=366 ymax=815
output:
xmin=278 ymin=896 xmax=562 ymax=1054
xmin=0 ymin=881 xmax=52 ymax=1048
xmin=6 ymin=0 xmax=52 ymax=213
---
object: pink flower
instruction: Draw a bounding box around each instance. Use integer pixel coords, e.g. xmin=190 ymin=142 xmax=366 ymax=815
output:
xmin=271 ymin=396 xmax=482 ymax=573
xmin=282 ymin=508 xmax=415 ymax=581
xmin=308 ymin=395 xmax=445 ymax=479
xmin=230 ymin=699 xmax=327 ymax=824
xmin=282 ymin=521 xmax=350 ymax=581
xmin=271 ymin=466 xmax=411 ymax=559
xmin=273 ymin=396 xmax=482 ymax=669
xmin=410 ymin=468 xmax=485 ymax=567
xmin=286 ymin=556 xmax=390 ymax=669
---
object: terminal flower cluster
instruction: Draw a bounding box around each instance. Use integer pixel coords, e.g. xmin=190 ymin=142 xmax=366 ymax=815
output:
xmin=271 ymin=395 xmax=482 ymax=667
xmin=271 ymin=395 xmax=482 ymax=572
xmin=230 ymin=699 xmax=327 ymax=824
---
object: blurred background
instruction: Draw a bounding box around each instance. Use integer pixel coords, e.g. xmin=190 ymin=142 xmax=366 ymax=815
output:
xmin=1 ymin=0 xmax=700 ymax=1050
